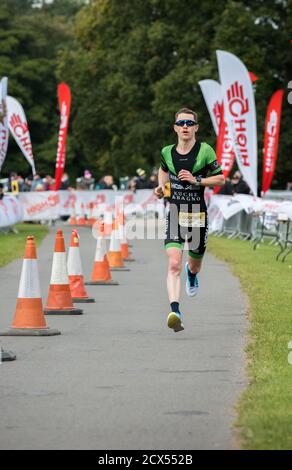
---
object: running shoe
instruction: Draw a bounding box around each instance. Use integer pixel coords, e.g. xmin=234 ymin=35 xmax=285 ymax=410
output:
xmin=185 ymin=262 xmax=199 ymax=297
xmin=167 ymin=312 xmax=184 ymax=332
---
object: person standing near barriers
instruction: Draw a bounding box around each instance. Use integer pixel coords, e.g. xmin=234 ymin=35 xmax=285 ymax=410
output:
xmin=154 ymin=108 xmax=225 ymax=332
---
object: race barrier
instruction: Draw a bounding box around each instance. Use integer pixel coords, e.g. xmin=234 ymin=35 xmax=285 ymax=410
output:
xmin=208 ymin=194 xmax=292 ymax=261
xmin=18 ymin=189 xmax=163 ymax=222
xmin=0 ymin=194 xmax=23 ymax=229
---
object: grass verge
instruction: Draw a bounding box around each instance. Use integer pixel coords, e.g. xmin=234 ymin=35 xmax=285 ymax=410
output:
xmin=208 ymin=235 xmax=292 ymax=450
xmin=0 ymin=223 xmax=49 ymax=268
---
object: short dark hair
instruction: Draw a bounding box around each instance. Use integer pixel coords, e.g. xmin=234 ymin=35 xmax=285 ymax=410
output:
xmin=175 ymin=108 xmax=198 ymax=123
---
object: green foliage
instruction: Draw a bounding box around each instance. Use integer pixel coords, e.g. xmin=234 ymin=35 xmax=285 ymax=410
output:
xmin=0 ymin=0 xmax=291 ymax=188
xmin=0 ymin=0 xmax=84 ymax=177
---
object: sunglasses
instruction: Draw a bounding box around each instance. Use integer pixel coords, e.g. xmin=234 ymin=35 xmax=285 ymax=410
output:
xmin=175 ymin=119 xmax=197 ymax=127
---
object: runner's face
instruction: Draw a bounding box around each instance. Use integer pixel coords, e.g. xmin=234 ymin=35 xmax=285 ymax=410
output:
xmin=174 ymin=113 xmax=199 ymax=141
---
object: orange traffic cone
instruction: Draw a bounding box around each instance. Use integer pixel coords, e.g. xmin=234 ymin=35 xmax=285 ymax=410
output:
xmin=77 ymin=202 xmax=87 ymax=226
xmin=118 ymin=211 xmax=135 ymax=262
xmin=108 ymin=221 xmax=130 ymax=271
xmin=67 ymin=230 xmax=95 ymax=302
xmin=87 ymin=202 xmax=96 ymax=226
xmin=44 ymin=230 xmax=83 ymax=315
xmin=85 ymin=235 xmax=119 ymax=285
xmin=103 ymin=206 xmax=113 ymax=237
xmin=68 ymin=201 xmax=77 ymax=225
xmin=0 ymin=236 xmax=61 ymax=336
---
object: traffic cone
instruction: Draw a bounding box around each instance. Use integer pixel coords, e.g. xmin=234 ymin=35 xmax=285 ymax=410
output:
xmin=103 ymin=206 xmax=113 ymax=237
xmin=118 ymin=211 xmax=135 ymax=262
xmin=87 ymin=202 xmax=96 ymax=226
xmin=108 ymin=221 xmax=130 ymax=271
xmin=0 ymin=236 xmax=61 ymax=336
xmin=67 ymin=230 xmax=95 ymax=302
xmin=44 ymin=230 xmax=83 ymax=315
xmin=77 ymin=202 xmax=87 ymax=226
xmin=85 ymin=235 xmax=119 ymax=285
xmin=0 ymin=346 xmax=16 ymax=361
xmin=68 ymin=202 xmax=77 ymax=225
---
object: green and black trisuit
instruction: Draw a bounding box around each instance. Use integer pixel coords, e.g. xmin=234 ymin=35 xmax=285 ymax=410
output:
xmin=160 ymin=141 xmax=223 ymax=259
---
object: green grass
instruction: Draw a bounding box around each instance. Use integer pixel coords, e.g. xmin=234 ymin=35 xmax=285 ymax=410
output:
xmin=207 ymin=235 xmax=292 ymax=450
xmin=0 ymin=223 xmax=49 ymax=267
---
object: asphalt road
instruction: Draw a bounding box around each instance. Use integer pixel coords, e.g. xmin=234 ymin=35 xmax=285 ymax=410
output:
xmin=0 ymin=222 xmax=246 ymax=450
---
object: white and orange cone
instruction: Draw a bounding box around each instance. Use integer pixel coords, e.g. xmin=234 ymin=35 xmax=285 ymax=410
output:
xmin=67 ymin=230 xmax=95 ymax=302
xmin=0 ymin=236 xmax=61 ymax=336
xmin=44 ymin=230 xmax=83 ymax=315
xmin=108 ymin=221 xmax=130 ymax=271
xmin=68 ymin=202 xmax=77 ymax=225
xmin=85 ymin=235 xmax=119 ymax=285
xmin=77 ymin=202 xmax=87 ymax=226
xmin=103 ymin=206 xmax=113 ymax=237
xmin=118 ymin=211 xmax=135 ymax=262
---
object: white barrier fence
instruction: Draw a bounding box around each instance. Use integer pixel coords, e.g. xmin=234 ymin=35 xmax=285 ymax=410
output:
xmin=1 ymin=190 xmax=292 ymax=234
xmin=18 ymin=189 xmax=165 ymax=221
xmin=0 ymin=194 xmax=23 ymax=229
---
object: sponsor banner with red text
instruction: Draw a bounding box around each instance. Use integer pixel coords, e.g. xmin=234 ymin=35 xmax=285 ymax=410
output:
xmin=19 ymin=192 xmax=61 ymax=221
xmin=7 ymin=96 xmax=36 ymax=175
xmin=0 ymin=195 xmax=23 ymax=228
xmin=198 ymin=79 xmax=235 ymax=183
xmin=217 ymin=50 xmax=258 ymax=196
xmin=262 ymin=90 xmax=284 ymax=194
xmin=18 ymin=190 xmax=164 ymax=221
xmin=0 ymin=77 xmax=9 ymax=172
xmin=12 ymin=191 xmax=292 ymax=226
xmin=54 ymin=83 xmax=71 ymax=190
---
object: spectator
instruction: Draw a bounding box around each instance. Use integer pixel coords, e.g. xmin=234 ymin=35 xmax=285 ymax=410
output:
xmin=148 ymin=174 xmax=157 ymax=189
xmin=76 ymin=170 xmax=95 ymax=190
xmin=22 ymin=176 xmax=33 ymax=192
xmin=8 ymin=172 xmax=24 ymax=193
xmin=60 ymin=172 xmax=70 ymax=190
xmin=99 ymin=175 xmax=115 ymax=190
xmin=31 ymin=174 xmax=46 ymax=191
xmin=43 ymin=175 xmax=55 ymax=190
xmin=135 ymin=168 xmax=155 ymax=190
xmin=231 ymin=171 xmax=250 ymax=195
xmin=218 ymin=177 xmax=234 ymax=195
xmin=128 ymin=178 xmax=137 ymax=192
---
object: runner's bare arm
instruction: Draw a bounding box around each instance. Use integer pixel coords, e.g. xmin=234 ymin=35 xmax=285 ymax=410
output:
xmin=178 ymin=170 xmax=225 ymax=187
xmin=154 ymin=167 xmax=169 ymax=197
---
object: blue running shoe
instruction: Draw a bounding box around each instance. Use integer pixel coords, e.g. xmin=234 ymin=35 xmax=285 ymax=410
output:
xmin=167 ymin=311 xmax=184 ymax=332
xmin=185 ymin=262 xmax=199 ymax=297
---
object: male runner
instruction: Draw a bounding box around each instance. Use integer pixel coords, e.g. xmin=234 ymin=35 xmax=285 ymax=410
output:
xmin=154 ymin=108 xmax=224 ymax=332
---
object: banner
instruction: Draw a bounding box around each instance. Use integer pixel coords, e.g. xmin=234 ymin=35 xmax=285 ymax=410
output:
xmin=198 ymin=79 xmax=235 ymax=188
xmin=262 ymin=90 xmax=284 ymax=194
xmin=216 ymin=50 xmax=258 ymax=196
xmin=6 ymin=96 xmax=36 ymax=175
xmin=0 ymin=77 xmax=9 ymax=172
xmin=0 ymin=194 xmax=23 ymax=228
xmin=55 ymin=83 xmax=71 ymax=190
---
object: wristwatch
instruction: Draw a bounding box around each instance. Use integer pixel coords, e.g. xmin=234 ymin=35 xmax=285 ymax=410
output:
xmin=194 ymin=176 xmax=202 ymax=186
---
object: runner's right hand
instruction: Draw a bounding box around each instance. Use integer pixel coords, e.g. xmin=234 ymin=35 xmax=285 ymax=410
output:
xmin=154 ymin=185 xmax=165 ymax=199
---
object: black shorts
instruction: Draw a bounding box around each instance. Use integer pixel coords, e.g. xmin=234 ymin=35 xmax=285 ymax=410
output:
xmin=164 ymin=204 xmax=208 ymax=259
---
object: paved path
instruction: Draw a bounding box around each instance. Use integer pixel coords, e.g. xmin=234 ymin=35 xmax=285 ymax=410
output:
xmin=0 ymin=224 xmax=246 ymax=450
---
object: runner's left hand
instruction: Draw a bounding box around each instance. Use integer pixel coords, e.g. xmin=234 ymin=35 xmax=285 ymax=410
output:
xmin=178 ymin=170 xmax=195 ymax=184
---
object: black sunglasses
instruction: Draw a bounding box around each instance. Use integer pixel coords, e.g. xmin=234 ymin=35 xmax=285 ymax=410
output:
xmin=175 ymin=119 xmax=197 ymax=127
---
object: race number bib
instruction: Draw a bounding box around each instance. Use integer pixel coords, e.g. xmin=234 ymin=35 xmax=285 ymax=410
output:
xmin=178 ymin=211 xmax=206 ymax=228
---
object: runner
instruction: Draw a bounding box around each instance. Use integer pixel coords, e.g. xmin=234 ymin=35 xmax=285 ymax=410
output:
xmin=155 ymin=108 xmax=225 ymax=332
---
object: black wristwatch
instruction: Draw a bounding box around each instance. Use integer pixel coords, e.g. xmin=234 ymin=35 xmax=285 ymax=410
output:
xmin=195 ymin=176 xmax=202 ymax=186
